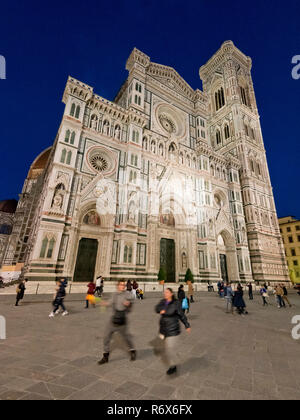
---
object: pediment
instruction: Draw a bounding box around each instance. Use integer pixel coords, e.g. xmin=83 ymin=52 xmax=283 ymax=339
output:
xmin=147 ymin=63 xmax=194 ymax=99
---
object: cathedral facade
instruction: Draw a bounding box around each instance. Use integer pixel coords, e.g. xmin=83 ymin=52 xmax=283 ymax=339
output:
xmin=1 ymin=41 xmax=289 ymax=284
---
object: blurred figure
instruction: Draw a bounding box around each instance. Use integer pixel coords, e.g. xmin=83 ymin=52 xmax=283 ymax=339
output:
xmin=132 ymin=280 xmax=139 ymax=299
xmin=136 ymin=288 xmax=144 ymax=300
xmin=85 ymin=281 xmax=96 ymax=308
xmin=155 ymin=288 xmax=191 ymax=375
xmin=233 ymin=284 xmax=248 ymax=315
xmin=282 ymin=284 xmax=292 ymax=308
xmin=15 ymin=279 xmax=28 ymax=307
xmin=224 ymin=282 xmax=234 ymax=314
xmin=260 ymin=286 xmax=269 ymax=306
xmin=188 ymin=282 xmax=195 ymax=303
xmin=98 ymin=280 xmax=136 ymax=365
xmin=247 ymin=282 xmax=254 ymax=300
xmin=178 ymin=285 xmax=189 ymax=314
xmin=126 ymin=279 xmax=133 ymax=293
xmin=0 ymin=276 xmax=4 ymax=288
xmin=95 ymin=276 xmax=103 ymax=297
xmin=275 ymin=285 xmax=285 ymax=309
xmin=49 ymin=279 xmax=68 ymax=317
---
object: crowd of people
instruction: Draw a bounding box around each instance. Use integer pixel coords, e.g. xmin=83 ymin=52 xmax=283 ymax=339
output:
xmin=11 ymin=275 xmax=298 ymax=376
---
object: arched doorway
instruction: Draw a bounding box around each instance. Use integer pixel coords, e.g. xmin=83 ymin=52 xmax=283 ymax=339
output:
xmin=217 ymin=230 xmax=239 ymax=283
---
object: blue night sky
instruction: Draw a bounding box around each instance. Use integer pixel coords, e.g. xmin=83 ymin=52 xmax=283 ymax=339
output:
xmin=0 ymin=0 xmax=299 ymax=218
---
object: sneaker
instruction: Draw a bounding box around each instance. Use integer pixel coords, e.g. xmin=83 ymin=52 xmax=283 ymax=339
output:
xmin=62 ymin=311 xmax=69 ymax=316
xmin=49 ymin=312 xmax=55 ymax=318
xmin=166 ymin=366 xmax=177 ymax=375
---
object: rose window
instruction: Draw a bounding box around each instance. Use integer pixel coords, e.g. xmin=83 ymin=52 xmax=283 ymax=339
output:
xmin=90 ymin=154 xmax=108 ymax=172
xmin=159 ymin=114 xmax=176 ymax=134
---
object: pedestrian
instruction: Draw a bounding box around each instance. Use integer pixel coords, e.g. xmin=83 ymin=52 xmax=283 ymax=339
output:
xmin=247 ymin=283 xmax=254 ymax=300
xmin=275 ymin=285 xmax=285 ymax=308
xmin=85 ymin=281 xmax=96 ymax=308
xmin=282 ymin=284 xmax=292 ymax=308
xmin=188 ymin=281 xmax=195 ymax=303
xmin=126 ymin=279 xmax=132 ymax=292
xmin=178 ymin=285 xmax=189 ymax=314
xmin=224 ymin=282 xmax=234 ymax=314
xmin=98 ymin=280 xmax=136 ymax=365
xmin=260 ymin=286 xmax=269 ymax=306
xmin=233 ymin=284 xmax=248 ymax=315
xmin=155 ymin=288 xmax=191 ymax=375
xmin=136 ymin=288 xmax=144 ymax=300
xmin=95 ymin=276 xmax=103 ymax=297
xmin=49 ymin=279 xmax=68 ymax=317
xmin=15 ymin=279 xmax=28 ymax=307
xmin=132 ymin=280 xmax=139 ymax=299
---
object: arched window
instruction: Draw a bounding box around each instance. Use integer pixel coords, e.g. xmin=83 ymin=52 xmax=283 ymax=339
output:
xmin=75 ymin=105 xmax=80 ymax=119
xmin=240 ymin=86 xmax=248 ymax=106
xmin=128 ymin=247 xmax=133 ymax=264
xmin=151 ymin=141 xmax=156 ymax=154
xmin=124 ymin=245 xmax=128 ymax=263
xmin=70 ymin=131 xmax=75 ymax=145
xmin=65 ymin=130 xmax=70 ymax=143
xmin=250 ymin=128 xmax=255 ymax=140
xmin=142 ymin=137 xmax=148 ymax=151
xmin=159 ymin=143 xmax=164 ymax=156
xmin=216 ymin=130 xmax=221 ymax=145
xmin=224 ymin=124 xmax=230 ymax=139
xmin=244 ymin=124 xmax=249 ymax=136
xmin=60 ymin=149 xmax=67 ymax=163
xmin=66 ymin=151 xmax=72 ymax=165
xmin=215 ymin=87 xmax=225 ymax=111
xmin=70 ymin=103 xmax=76 ymax=117
xmin=47 ymin=238 xmax=55 ymax=259
xmin=40 ymin=238 xmax=48 ymax=258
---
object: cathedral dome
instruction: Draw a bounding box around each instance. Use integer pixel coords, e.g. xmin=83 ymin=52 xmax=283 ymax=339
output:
xmin=28 ymin=147 xmax=52 ymax=179
xmin=0 ymin=199 xmax=18 ymax=214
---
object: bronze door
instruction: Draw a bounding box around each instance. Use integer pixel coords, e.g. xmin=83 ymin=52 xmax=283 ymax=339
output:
xmin=220 ymin=254 xmax=229 ymax=283
xmin=160 ymin=238 xmax=176 ymax=283
xmin=73 ymin=238 xmax=98 ymax=283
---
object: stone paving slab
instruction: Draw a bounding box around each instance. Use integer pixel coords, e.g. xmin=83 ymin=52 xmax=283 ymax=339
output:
xmin=0 ymin=291 xmax=300 ymax=400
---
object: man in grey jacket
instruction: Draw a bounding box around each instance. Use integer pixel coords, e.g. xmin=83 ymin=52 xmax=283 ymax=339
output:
xmin=98 ymin=280 xmax=136 ymax=365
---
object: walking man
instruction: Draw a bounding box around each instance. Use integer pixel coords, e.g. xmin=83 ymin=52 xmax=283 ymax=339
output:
xmin=15 ymin=279 xmax=28 ymax=307
xmin=49 ymin=279 xmax=68 ymax=317
xmin=225 ymin=283 xmax=234 ymax=313
xmin=282 ymin=284 xmax=292 ymax=308
xmin=247 ymin=283 xmax=254 ymax=300
xmin=98 ymin=280 xmax=136 ymax=365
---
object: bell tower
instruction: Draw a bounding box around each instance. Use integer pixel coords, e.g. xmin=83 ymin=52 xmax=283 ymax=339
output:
xmin=200 ymin=41 xmax=289 ymax=283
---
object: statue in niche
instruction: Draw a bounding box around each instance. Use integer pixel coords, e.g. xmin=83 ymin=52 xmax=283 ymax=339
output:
xmin=182 ymin=253 xmax=187 ymax=269
xmin=103 ymin=121 xmax=110 ymax=136
xmin=52 ymin=193 xmax=63 ymax=210
xmin=91 ymin=118 xmax=97 ymax=130
xmin=114 ymin=126 xmax=121 ymax=140
xmin=128 ymin=201 xmax=137 ymax=224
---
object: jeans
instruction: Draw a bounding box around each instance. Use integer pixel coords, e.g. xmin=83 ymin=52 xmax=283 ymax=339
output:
xmin=53 ymin=298 xmax=66 ymax=313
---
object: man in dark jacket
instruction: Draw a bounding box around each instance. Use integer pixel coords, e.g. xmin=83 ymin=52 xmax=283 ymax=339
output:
xmin=49 ymin=279 xmax=68 ymax=317
xmin=155 ymin=288 xmax=191 ymax=375
xmin=15 ymin=279 xmax=27 ymax=306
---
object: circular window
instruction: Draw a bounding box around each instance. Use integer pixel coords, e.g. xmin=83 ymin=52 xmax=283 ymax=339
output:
xmin=159 ymin=114 xmax=176 ymax=134
xmin=90 ymin=154 xmax=108 ymax=172
xmin=87 ymin=146 xmax=116 ymax=176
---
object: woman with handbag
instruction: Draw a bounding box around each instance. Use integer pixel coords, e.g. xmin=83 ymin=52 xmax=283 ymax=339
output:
xmin=178 ymin=285 xmax=189 ymax=314
xmin=155 ymin=288 xmax=191 ymax=375
xmin=98 ymin=280 xmax=136 ymax=365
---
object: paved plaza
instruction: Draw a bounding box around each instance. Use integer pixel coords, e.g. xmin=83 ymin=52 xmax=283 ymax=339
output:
xmin=0 ymin=290 xmax=300 ymax=400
